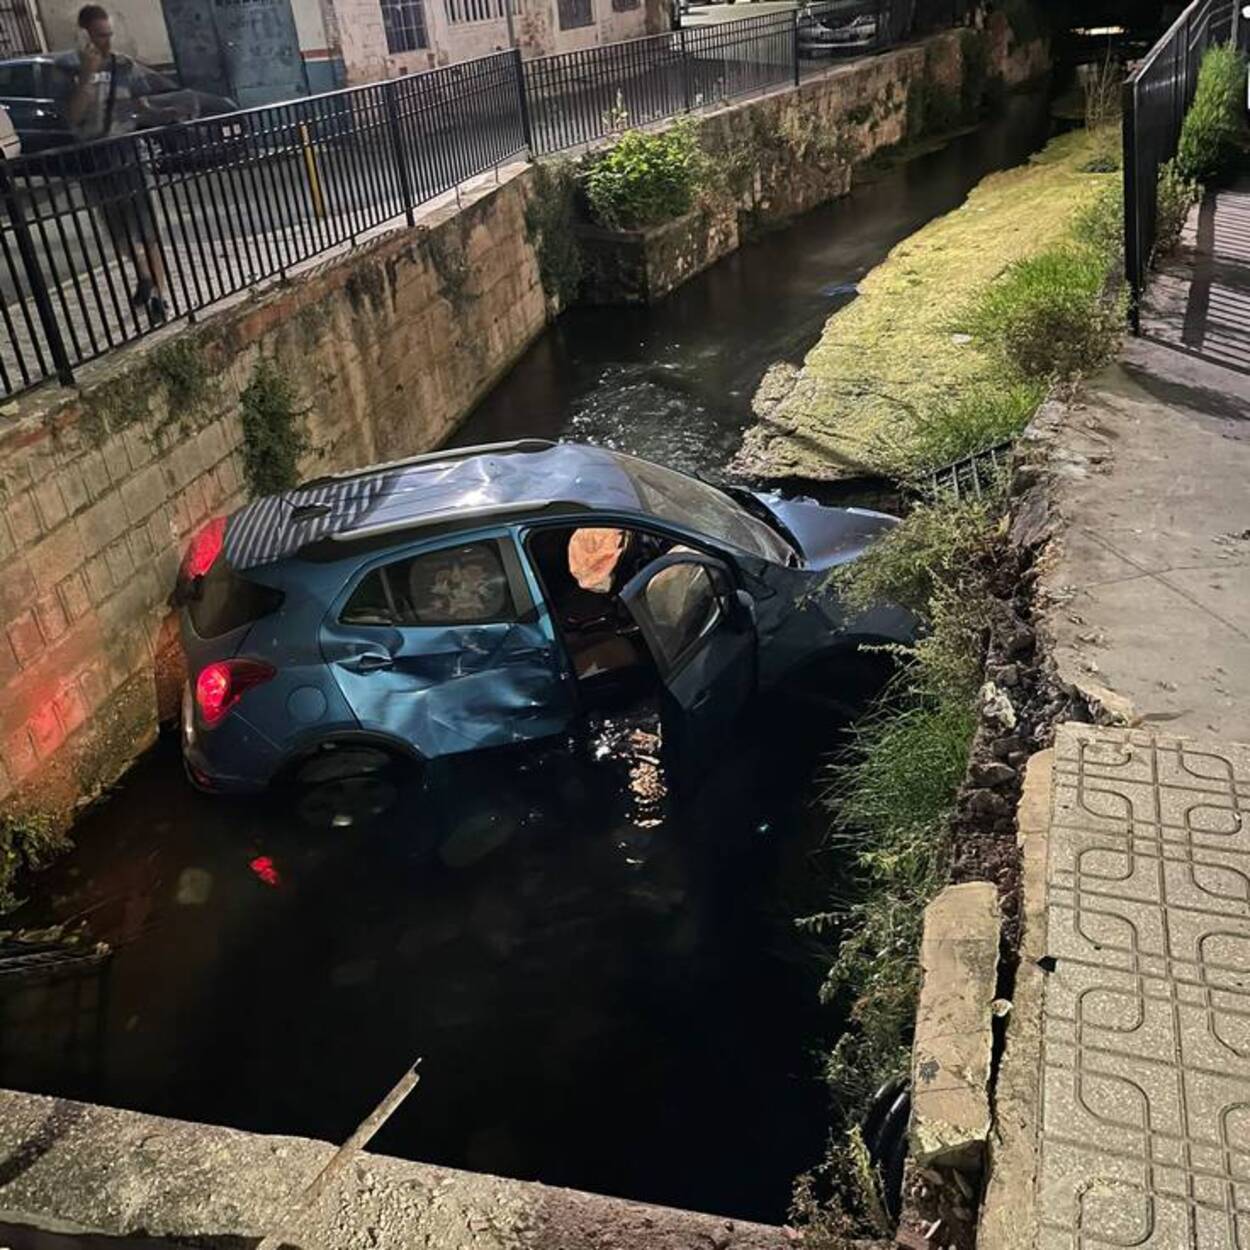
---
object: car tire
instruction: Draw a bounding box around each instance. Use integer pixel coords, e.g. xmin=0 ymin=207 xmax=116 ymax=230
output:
xmin=287 ymin=745 xmax=414 ymax=832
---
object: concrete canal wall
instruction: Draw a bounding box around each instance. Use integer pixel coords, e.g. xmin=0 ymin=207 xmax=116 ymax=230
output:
xmin=0 ymin=1087 xmax=789 ymax=1250
xmin=0 ymin=20 xmax=1048 ymax=824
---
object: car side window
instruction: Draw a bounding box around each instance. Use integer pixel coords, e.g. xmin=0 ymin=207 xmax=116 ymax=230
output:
xmin=640 ymin=562 xmax=723 ymax=670
xmin=341 ymin=541 xmax=517 ymax=627
xmin=0 ymin=64 xmax=38 ymax=97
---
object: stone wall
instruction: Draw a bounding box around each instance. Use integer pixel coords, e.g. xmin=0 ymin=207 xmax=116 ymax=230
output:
xmin=0 ymin=20 xmax=1049 ymax=822
xmin=0 ymin=164 xmax=548 ymax=821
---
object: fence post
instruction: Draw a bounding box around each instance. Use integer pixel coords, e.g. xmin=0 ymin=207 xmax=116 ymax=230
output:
xmin=1121 ymin=78 xmax=1142 ymax=335
xmin=679 ymin=27 xmax=692 ymax=113
xmin=0 ymin=165 xmax=74 ymax=386
xmin=792 ymin=8 xmax=801 ymax=87
xmin=512 ymin=48 xmax=536 ymax=157
xmin=383 ymin=80 xmax=417 ymax=228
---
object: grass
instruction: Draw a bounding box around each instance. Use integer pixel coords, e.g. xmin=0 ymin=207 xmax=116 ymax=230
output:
xmin=736 ymin=128 xmax=1117 ymax=480
xmin=791 ymin=496 xmax=999 ymax=1228
xmin=966 ymin=245 xmax=1121 ymax=380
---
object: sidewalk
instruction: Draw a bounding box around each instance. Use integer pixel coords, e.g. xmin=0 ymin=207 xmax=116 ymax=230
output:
xmin=980 ymin=183 xmax=1250 ymax=1247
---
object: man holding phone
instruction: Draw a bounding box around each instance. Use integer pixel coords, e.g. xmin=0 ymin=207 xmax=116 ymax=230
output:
xmin=56 ymin=4 xmax=176 ymax=323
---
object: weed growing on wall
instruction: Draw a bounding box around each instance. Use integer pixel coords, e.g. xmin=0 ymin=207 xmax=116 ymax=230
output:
xmin=1176 ymin=43 xmax=1249 ymax=184
xmin=524 ymin=159 xmax=584 ymax=307
xmin=582 ymin=120 xmax=709 ymax=229
xmin=0 ymin=809 xmax=70 ymax=913
xmin=239 ymin=358 xmax=308 ymax=498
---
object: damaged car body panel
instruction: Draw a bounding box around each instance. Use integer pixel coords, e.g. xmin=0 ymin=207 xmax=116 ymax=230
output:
xmin=174 ymin=440 xmax=914 ymax=798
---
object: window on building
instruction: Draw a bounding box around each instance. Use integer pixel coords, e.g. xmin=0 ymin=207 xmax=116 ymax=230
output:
xmin=557 ymin=0 xmax=593 ymax=29
xmin=381 ymin=0 xmax=429 ymax=52
xmin=443 ymin=0 xmax=516 ymax=22
xmin=611 ymin=0 xmax=638 ymax=11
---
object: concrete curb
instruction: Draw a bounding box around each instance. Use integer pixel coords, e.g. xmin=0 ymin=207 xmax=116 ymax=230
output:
xmin=976 ymin=748 xmax=1051 ymax=1250
xmin=0 ymin=1088 xmax=789 ymax=1250
xmin=910 ymin=881 xmax=1000 ymax=1174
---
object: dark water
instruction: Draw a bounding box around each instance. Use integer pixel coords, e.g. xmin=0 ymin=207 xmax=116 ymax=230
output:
xmin=452 ymin=88 xmax=1055 ymax=477
xmin=1 ymin=91 xmax=1054 ymax=1226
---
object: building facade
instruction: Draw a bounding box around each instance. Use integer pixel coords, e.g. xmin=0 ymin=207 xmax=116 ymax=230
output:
xmin=22 ymin=0 xmax=665 ymax=103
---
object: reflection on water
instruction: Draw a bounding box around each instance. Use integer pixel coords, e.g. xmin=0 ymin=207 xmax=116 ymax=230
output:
xmin=3 ymin=698 xmax=849 ymax=1223
xmin=451 ymin=88 xmax=1055 ymax=477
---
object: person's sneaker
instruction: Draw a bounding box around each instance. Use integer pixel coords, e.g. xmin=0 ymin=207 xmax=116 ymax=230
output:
xmin=147 ymin=294 xmax=167 ymax=326
xmin=130 ymin=277 xmax=154 ymax=309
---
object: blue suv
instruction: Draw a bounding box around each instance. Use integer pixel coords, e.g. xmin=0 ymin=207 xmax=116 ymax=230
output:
xmin=176 ymin=440 xmax=911 ymax=814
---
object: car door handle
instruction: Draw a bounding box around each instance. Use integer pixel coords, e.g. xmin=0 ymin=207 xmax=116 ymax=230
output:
xmin=347 ymin=650 xmax=394 ymax=674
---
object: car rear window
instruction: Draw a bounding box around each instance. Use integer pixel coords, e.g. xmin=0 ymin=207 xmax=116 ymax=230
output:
xmin=188 ymin=561 xmax=284 ymax=639
xmin=341 ymin=541 xmax=517 ymax=627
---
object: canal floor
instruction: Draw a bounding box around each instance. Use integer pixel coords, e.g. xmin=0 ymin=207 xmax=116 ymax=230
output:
xmin=2 ymin=89 xmax=1054 ymax=1225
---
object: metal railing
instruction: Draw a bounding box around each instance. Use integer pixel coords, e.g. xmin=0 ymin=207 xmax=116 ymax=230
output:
xmin=1122 ymin=0 xmax=1246 ymax=329
xmin=0 ymin=0 xmax=905 ymax=399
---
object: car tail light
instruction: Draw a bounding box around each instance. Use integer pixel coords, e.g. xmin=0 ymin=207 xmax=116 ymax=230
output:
xmin=182 ymin=516 xmax=226 ymax=580
xmin=195 ymin=658 xmax=275 ymax=727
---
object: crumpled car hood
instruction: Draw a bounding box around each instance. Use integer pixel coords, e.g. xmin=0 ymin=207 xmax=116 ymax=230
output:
xmin=753 ymin=494 xmax=898 ymax=571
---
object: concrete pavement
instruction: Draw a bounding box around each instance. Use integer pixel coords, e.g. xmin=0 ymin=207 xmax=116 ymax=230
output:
xmin=980 ymin=182 xmax=1250 ymax=1248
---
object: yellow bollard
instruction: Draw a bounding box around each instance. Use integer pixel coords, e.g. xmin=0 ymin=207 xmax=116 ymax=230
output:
xmin=299 ymin=122 xmax=326 ymax=219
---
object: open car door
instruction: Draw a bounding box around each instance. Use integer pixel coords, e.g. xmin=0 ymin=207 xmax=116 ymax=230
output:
xmin=620 ymin=553 xmax=757 ymax=781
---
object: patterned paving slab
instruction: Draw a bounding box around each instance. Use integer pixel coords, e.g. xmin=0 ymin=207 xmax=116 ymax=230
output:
xmin=1039 ymin=725 xmax=1250 ymax=1249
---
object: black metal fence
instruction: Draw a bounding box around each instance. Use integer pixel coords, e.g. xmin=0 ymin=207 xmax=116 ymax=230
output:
xmin=0 ymin=0 xmax=908 ymax=399
xmin=1121 ymin=0 xmax=1246 ymax=329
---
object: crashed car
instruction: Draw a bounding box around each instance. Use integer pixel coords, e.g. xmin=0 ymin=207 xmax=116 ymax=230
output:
xmin=175 ymin=439 xmax=911 ymax=812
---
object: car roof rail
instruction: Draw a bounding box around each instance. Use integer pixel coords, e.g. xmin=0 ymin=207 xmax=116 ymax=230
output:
xmin=293 ymin=439 xmax=556 ymax=493
xmin=330 ymin=498 xmax=561 ymax=543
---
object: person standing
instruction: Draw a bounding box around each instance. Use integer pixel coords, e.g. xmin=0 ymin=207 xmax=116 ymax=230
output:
xmin=57 ymin=4 xmax=174 ymax=323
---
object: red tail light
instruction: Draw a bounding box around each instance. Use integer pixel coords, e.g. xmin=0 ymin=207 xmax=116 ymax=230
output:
xmin=195 ymin=659 xmax=275 ymax=727
xmin=182 ymin=516 xmax=226 ymax=580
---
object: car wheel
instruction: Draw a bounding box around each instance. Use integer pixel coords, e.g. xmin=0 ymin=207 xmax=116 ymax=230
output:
xmin=289 ymin=746 xmax=411 ymax=831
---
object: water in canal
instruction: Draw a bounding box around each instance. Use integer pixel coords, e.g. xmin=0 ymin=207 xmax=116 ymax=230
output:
xmin=2 ymin=90 xmax=1053 ymax=1225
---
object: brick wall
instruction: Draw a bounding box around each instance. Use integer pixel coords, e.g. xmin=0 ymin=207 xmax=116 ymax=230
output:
xmin=0 ymin=164 xmax=548 ymax=821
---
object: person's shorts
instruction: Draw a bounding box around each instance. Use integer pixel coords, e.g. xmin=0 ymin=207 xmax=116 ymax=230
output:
xmin=78 ymin=149 xmax=156 ymax=249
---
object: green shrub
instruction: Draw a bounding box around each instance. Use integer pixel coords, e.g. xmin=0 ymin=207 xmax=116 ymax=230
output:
xmin=1153 ymin=159 xmax=1200 ymax=262
xmin=1072 ymin=177 xmax=1124 ymax=264
xmin=838 ymin=495 xmax=999 ymax=620
xmin=582 ymin=121 xmax=707 ymax=230
xmin=968 ymin=246 xmax=1121 ymax=379
xmin=1176 ymin=43 xmax=1249 ymax=183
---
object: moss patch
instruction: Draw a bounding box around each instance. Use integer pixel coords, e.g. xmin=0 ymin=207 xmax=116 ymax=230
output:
xmin=735 ymin=128 xmax=1117 ymax=480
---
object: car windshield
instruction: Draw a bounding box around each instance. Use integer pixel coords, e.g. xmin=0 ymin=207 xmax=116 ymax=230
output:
xmin=612 ymin=453 xmax=795 ymax=563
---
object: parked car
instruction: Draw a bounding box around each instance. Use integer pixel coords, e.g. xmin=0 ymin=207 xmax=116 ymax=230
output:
xmin=0 ymin=54 xmax=239 ymax=172
xmin=174 ymin=439 xmax=912 ymax=819
xmin=0 ymin=56 xmax=75 ymax=155
xmin=797 ymin=7 xmax=880 ymax=58
xmin=0 ymin=104 xmax=20 ymax=161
